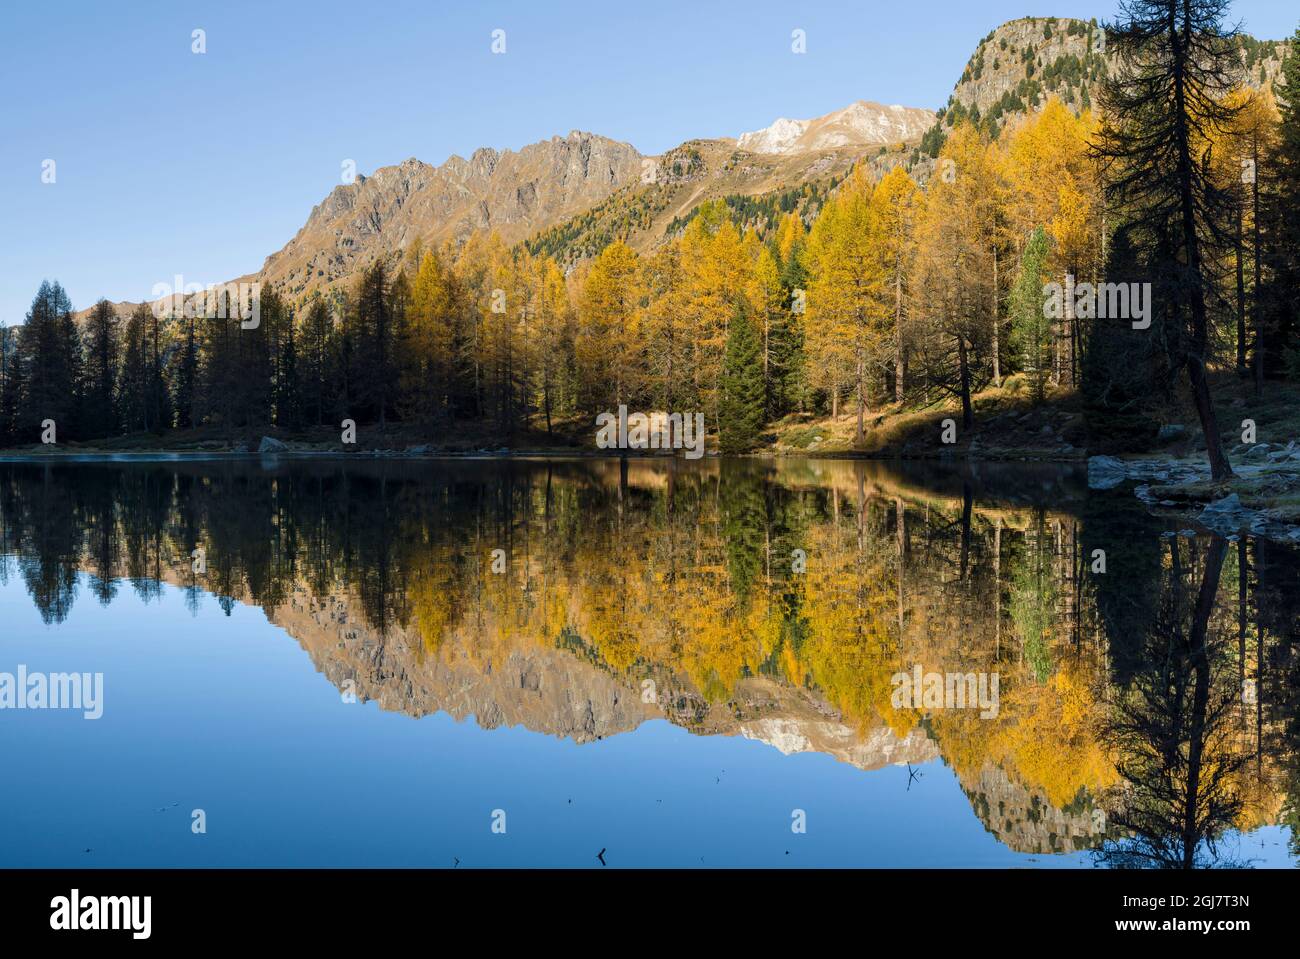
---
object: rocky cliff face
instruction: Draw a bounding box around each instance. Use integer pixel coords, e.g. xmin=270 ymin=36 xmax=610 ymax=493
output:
xmin=255 ymin=131 xmax=642 ymax=301
xmin=935 ymin=17 xmax=1289 ymax=140
xmin=272 ymin=585 xmax=656 ymax=742
xmin=963 ymin=763 xmax=1105 ymax=855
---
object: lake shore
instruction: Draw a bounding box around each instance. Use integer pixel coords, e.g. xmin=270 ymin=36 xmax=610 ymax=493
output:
xmin=6 ymin=374 xmax=1300 ymax=547
xmin=7 ymin=442 xmax=1298 ymax=548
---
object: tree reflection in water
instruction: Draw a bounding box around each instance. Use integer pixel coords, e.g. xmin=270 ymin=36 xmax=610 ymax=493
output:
xmin=0 ymin=456 xmax=1296 ymax=863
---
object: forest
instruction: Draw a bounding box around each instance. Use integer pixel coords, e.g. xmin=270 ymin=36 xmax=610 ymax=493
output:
xmin=2 ymin=1 xmax=1298 ymax=470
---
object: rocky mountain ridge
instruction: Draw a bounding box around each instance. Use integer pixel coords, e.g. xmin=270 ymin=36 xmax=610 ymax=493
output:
xmin=255 ymin=131 xmax=643 ymax=300
xmin=921 ymin=16 xmax=1290 ymax=153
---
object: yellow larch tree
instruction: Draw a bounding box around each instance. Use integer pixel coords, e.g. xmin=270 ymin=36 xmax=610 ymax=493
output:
xmin=803 ymin=165 xmax=884 ymax=440
xmin=576 ymin=239 xmax=642 ymax=413
xmin=870 ymin=166 xmax=922 ymax=404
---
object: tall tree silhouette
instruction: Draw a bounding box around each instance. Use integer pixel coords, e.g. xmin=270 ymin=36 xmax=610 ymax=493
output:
xmin=1093 ymin=0 xmax=1242 ymax=479
xmin=83 ymin=300 xmax=120 ymax=438
xmin=18 ymin=281 xmax=80 ymax=441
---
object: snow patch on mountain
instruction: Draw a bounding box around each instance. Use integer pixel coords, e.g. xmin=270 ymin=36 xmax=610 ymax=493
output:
xmin=737 ymin=100 xmax=935 ymax=155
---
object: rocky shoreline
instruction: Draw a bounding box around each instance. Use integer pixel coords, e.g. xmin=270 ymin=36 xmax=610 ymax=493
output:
xmin=1089 ymin=442 xmax=1300 ymax=546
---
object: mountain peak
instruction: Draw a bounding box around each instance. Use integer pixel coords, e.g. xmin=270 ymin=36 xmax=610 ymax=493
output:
xmin=737 ymin=99 xmax=935 ymax=155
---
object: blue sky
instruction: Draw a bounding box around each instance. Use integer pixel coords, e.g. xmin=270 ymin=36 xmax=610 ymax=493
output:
xmin=1 ymin=0 xmax=1296 ymax=325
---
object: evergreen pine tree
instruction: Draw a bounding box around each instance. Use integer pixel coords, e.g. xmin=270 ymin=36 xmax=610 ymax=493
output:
xmin=718 ymin=304 xmax=765 ymax=453
xmin=1265 ymin=27 xmax=1300 ymax=379
xmin=118 ymin=306 xmax=150 ymax=433
xmin=1081 ymin=225 xmax=1165 ymax=451
xmin=1008 ymin=226 xmax=1053 ymax=404
xmin=145 ymin=304 xmax=171 ymax=432
xmin=352 ymin=262 xmax=398 ymax=427
xmin=299 ymin=296 xmax=335 ymax=426
xmin=0 ymin=326 xmax=22 ymax=446
xmin=83 ymin=299 xmax=120 ymax=438
xmin=19 ymin=282 xmax=79 ymax=441
xmin=768 ymin=242 xmax=808 ymax=417
xmin=60 ymin=307 xmax=86 ymax=441
xmin=276 ymin=312 xmax=302 ymax=431
xmin=198 ymin=288 xmax=242 ymax=435
xmin=172 ymin=311 xmax=199 ymax=430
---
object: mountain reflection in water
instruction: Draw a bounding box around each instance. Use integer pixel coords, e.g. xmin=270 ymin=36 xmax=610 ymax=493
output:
xmin=0 ymin=456 xmax=1297 ymax=868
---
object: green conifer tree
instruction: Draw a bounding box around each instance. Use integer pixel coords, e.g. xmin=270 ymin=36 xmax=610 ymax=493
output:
xmin=719 ymin=304 xmax=765 ymax=453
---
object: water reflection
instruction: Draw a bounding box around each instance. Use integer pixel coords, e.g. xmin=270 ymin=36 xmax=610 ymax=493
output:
xmin=0 ymin=456 xmax=1296 ymax=866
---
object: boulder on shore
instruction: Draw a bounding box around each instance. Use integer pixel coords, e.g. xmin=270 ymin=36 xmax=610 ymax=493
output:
xmin=1087 ymin=455 xmax=1128 ymax=490
xmin=1201 ymin=493 xmax=1243 ymax=515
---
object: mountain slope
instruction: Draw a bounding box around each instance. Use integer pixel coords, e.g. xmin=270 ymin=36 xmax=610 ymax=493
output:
xmin=524 ymin=138 xmax=859 ymax=266
xmin=256 ymin=132 xmax=642 ymax=300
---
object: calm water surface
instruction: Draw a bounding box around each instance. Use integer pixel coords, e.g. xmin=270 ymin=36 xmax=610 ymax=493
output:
xmin=0 ymin=456 xmax=1296 ymax=867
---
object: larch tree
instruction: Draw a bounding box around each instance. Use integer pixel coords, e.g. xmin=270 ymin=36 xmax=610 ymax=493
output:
xmin=533 ymin=257 xmax=574 ymax=436
xmin=804 ymin=166 xmax=883 ymax=440
xmin=748 ymin=241 xmax=787 ymax=419
xmin=680 ymin=203 xmax=752 ymax=431
xmin=912 ymin=124 xmax=1000 ymax=429
xmin=871 ymin=166 xmax=921 ymax=404
xmin=640 ymin=240 xmax=695 ymax=414
xmin=1093 ymin=0 xmax=1243 ymax=480
xmin=576 ymin=240 xmax=641 ymax=414
xmin=1007 ymin=98 xmax=1103 ymax=385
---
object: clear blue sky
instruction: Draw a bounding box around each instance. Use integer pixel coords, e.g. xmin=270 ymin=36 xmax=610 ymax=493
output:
xmin=1 ymin=0 xmax=1295 ymax=325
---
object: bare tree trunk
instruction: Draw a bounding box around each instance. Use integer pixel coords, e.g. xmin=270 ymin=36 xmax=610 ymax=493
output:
xmin=895 ymin=497 xmax=906 ymax=651
xmin=895 ymin=265 xmax=905 ymax=403
xmin=1235 ymin=199 xmax=1247 ymax=375
xmin=1182 ymin=536 xmax=1227 ymax=867
xmin=991 ymin=248 xmax=1001 ymax=386
xmin=957 ymin=333 xmax=973 ymax=429
xmin=1172 ymin=17 xmax=1232 ymax=480
xmin=1252 ymin=131 xmax=1263 ymax=397
xmin=994 ymin=518 xmax=1002 ymax=659
xmin=856 ymin=355 xmax=865 ymax=444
